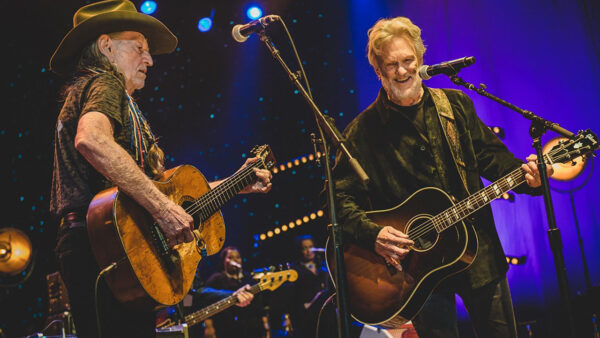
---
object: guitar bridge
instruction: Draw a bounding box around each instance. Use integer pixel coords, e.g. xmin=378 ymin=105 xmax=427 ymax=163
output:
xmin=150 ymin=223 xmax=179 ymax=269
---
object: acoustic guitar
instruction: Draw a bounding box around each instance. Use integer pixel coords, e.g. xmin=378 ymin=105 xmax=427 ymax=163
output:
xmin=156 ymin=269 xmax=298 ymax=329
xmin=86 ymin=145 xmax=276 ymax=310
xmin=326 ymin=130 xmax=598 ymax=328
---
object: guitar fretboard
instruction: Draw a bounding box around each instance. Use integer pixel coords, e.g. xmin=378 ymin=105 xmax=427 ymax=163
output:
xmin=186 ymin=161 xmax=264 ymax=222
xmin=185 ymin=283 xmax=262 ymax=326
xmin=431 ymin=167 xmax=526 ymax=233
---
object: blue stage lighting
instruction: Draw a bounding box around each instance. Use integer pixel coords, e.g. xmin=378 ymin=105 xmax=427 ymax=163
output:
xmin=247 ymin=6 xmax=263 ymax=20
xmin=198 ymin=17 xmax=213 ymax=32
xmin=140 ymin=1 xmax=157 ymax=15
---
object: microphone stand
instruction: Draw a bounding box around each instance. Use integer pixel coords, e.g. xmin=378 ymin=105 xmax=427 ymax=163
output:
xmin=258 ymin=30 xmax=369 ymax=338
xmin=449 ymin=74 xmax=576 ymax=337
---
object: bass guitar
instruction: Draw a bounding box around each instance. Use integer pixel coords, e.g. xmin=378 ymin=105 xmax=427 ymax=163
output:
xmin=87 ymin=145 xmax=276 ymax=310
xmin=156 ymin=269 xmax=298 ymax=329
xmin=326 ymin=130 xmax=598 ymax=328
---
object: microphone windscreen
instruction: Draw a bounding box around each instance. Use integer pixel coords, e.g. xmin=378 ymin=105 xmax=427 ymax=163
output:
xmin=418 ymin=65 xmax=431 ymax=80
xmin=232 ymin=25 xmax=248 ymax=43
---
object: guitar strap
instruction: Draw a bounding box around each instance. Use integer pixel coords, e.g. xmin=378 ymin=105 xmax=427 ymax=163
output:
xmin=428 ymin=88 xmax=470 ymax=195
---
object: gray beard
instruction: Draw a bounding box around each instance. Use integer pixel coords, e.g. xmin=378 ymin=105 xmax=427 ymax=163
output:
xmin=382 ymin=76 xmax=423 ymax=105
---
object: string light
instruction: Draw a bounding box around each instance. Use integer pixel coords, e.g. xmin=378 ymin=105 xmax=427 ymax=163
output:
xmin=506 ymin=255 xmax=526 ymax=265
xmin=271 ymin=152 xmax=324 ymax=175
xmin=255 ymin=210 xmax=326 ymax=241
xmin=488 ymin=125 xmax=505 ymax=139
xmin=501 ymin=192 xmax=515 ymax=202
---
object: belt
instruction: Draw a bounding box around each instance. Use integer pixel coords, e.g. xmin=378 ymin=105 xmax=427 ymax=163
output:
xmin=60 ymin=210 xmax=87 ymax=230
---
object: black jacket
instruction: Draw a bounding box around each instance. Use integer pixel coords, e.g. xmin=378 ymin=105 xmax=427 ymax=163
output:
xmin=332 ymin=86 xmax=539 ymax=288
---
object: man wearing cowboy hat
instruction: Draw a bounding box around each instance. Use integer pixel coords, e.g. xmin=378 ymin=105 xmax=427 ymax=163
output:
xmin=49 ymin=1 xmax=271 ymax=336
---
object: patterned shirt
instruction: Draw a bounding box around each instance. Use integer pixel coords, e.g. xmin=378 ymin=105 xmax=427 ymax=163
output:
xmin=50 ymin=72 xmax=153 ymax=217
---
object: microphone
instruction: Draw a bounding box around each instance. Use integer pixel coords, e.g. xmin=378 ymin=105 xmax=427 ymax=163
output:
xmin=232 ymin=15 xmax=280 ymax=43
xmin=419 ymin=56 xmax=475 ymax=80
xmin=310 ymin=248 xmax=325 ymax=253
xmin=229 ymin=261 xmax=242 ymax=269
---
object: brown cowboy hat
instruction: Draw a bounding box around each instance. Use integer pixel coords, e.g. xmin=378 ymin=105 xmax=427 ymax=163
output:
xmin=50 ymin=0 xmax=177 ymax=76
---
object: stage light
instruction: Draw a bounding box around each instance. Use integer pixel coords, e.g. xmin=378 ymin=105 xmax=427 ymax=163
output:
xmin=301 ymin=157 xmax=307 ymax=163
xmin=287 ymin=162 xmax=293 ymax=169
xmin=310 ymin=213 xmax=316 ymax=220
xmin=294 ymin=159 xmax=300 ymax=166
xmin=289 ymin=221 xmax=295 ymax=229
xmin=308 ymin=154 xmax=314 ymax=161
xmin=272 ymin=167 xmax=279 ymax=174
xmin=317 ymin=210 xmax=324 ymax=217
xmin=260 ymin=234 xmax=266 ymax=241
xmin=247 ymin=6 xmax=263 ymax=20
xmin=140 ymin=1 xmax=157 ymax=15
xmin=267 ymin=231 xmax=274 ymax=238
xmin=295 ymin=219 xmax=302 ymax=226
xmin=279 ymin=164 xmax=286 ymax=171
xmin=281 ymin=225 xmax=288 ymax=231
xmin=198 ymin=17 xmax=213 ymax=32
xmin=303 ymin=216 xmax=310 ymax=223
xmin=274 ymin=228 xmax=281 ymax=235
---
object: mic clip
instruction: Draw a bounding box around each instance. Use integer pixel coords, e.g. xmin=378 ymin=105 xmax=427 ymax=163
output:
xmin=310 ymin=133 xmax=322 ymax=167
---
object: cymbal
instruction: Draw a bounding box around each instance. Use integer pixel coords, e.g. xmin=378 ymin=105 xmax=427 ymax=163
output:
xmin=0 ymin=228 xmax=33 ymax=276
xmin=542 ymin=137 xmax=587 ymax=181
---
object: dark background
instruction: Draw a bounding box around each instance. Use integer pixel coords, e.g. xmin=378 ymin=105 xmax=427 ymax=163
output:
xmin=2 ymin=0 xmax=599 ymax=337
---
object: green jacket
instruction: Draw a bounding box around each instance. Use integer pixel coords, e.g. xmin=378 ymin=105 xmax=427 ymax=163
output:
xmin=332 ymin=86 xmax=539 ymax=288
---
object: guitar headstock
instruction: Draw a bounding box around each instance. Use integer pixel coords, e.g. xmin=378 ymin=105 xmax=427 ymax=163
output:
xmin=546 ymin=129 xmax=599 ymax=165
xmin=251 ymin=145 xmax=277 ymax=170
xmin=254 ymin=269 xmax=298 ymax=291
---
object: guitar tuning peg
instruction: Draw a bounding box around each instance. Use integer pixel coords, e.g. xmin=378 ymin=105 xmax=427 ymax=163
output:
xmin=269 ymin=265 xmax=276 ymax=272
xmin=278 ymin=264 xmax=284 ymax=271
xmin=286 ymin=262 xmax=291 ymax=270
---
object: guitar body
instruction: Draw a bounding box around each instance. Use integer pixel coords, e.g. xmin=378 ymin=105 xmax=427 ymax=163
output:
xmin=326 ymin=187 xmax=478 ymax=328
xmin=87 ymin=165 xmax=226 ymax=310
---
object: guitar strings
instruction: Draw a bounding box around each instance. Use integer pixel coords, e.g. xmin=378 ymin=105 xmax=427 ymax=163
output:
xmin=407 ymin=147 xmax=566 ymax=241
xmin=407 ymin=168 xmax=525 ymax=240
xmin=184 ymin=162 xmax=260 ymax=217
xmin=406 ymin=169 xmax=524 ymax=241
xmin=183 ymin=161 xmax=263 ymax=219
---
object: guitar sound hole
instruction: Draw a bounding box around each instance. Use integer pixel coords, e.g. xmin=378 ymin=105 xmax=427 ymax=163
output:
xmin=181 ymin=199 xmax=200 ymax=230
xmin=414 ymin=234 xmax=436 ymax=251
xmin=407 ymin=216 xmax=438 ymax=251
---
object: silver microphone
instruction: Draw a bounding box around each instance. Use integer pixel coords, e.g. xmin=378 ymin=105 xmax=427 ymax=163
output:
xmin=232 ymin=15 xmax=280 ymax=43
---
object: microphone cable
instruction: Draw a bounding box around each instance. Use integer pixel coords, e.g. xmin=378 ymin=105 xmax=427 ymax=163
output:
xmin=274 ymin=17 xmax=314 ymax=101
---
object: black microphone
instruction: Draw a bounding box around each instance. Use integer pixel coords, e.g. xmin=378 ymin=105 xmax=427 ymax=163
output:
xmin=232 ymin=15 xmax=280 ymax=43
xmin=419 ymin=56 xmax=475 ymax=80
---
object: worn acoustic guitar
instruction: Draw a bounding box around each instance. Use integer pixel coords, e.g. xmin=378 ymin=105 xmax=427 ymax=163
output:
xmin=86 ymin=145 xmax=276 ymax=310
xmin=156 ymin=269 xmax=298 ymax=330
xmin=327 ymin=130 xmax=598 ymax=328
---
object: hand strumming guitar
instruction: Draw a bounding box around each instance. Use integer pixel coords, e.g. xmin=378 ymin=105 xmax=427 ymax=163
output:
xmin=375 ymin=226 xmax=414 ymax=271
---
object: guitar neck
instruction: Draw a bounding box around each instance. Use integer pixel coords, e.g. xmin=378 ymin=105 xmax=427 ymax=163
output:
xmin=185 ymin=283 xmax=262 ymax=327
xmin=433 ymin=164 xmax=530 ymax=233
xmin=191 ymin=161 xmax=263 ymax=222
